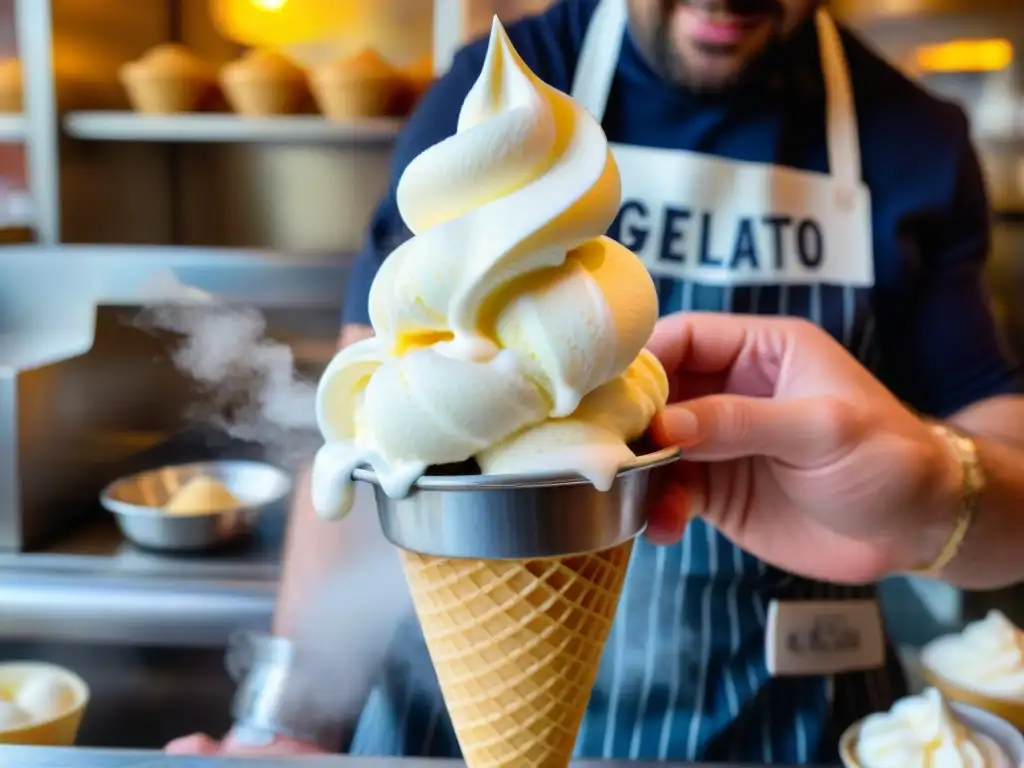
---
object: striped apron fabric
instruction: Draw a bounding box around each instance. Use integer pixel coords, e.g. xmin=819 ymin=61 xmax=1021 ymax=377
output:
xmin=350 ymin=0 xmax=905 ymax=762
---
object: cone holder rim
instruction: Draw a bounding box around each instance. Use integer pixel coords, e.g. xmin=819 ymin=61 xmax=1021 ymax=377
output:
xmin=361 ymin=447 xmax=681 ymax=559
xmin=353 ymin=446 xmax=681 ymax=492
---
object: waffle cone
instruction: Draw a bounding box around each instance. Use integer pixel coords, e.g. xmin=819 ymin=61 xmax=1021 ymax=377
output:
xmin=222 ymin=77 xmax=306 ymax=116
xmin=400 ymin=540 xmax=633 ymax=768
xmin=0 ymin=87 xmax=21 ymax=113
xmin=310 ymin=78 xmax=395 ymax=120
xmin=121 ymin=75 xmax=208 ymax=114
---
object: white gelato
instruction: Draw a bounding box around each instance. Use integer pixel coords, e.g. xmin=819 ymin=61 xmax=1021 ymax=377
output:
xmin=14 ymin=673 xmax=76 ymax=721
xmin=924 ymin=611 xmax=1024 ymax=700
xmin=854 ymin=688 xmax=1008 ymax=768
xmin=0 ymin=699 xmax=31 ymax=731
xmin=312 ymin=17 xmax=667 ymax=519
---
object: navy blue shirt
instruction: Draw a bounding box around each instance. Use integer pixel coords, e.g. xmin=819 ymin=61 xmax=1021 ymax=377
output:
xmin=343 ymin=0 xmax=1018 ymax=417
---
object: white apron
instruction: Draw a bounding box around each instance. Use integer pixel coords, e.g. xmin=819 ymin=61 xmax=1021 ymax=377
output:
xmin=350 ymin=1 xmax=904 ymax=763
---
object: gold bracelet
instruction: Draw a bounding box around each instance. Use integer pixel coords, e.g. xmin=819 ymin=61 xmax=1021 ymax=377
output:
xmin=913 ymin=424 xmax=984 ymax=575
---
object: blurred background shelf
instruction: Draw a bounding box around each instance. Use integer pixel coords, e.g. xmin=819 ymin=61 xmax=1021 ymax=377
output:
xmin=62 ymin=112 xmax=404 ymax=145
xmin=0 ymin=114 xmax=25 ymax=141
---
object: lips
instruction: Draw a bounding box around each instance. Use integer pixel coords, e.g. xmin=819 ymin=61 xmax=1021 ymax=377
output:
xmin=689 ymin=16 xmax=756 ymax=45
xmin=678 ymin=4 xmax=773 ymax=47
xmin=679 ymin=0 xmax=781 ymax=15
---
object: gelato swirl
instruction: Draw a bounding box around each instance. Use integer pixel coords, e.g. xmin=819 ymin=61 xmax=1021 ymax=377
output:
xmin=853 ymin=688 xmax=1008 ymax=768
xmin=312 ymin=18 xmax=667 ymax=519
xmin=924 ymin=611 xmax=1024 ymax=700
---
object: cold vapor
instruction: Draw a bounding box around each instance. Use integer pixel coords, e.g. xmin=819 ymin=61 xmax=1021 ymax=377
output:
xmin=133 ymin=270 xmax=319 ymax=467
xmin=134 ymin=271 xmax=415 ymax=733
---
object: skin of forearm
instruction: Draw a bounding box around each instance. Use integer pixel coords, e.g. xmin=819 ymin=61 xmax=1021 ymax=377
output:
xmin=932 ymin=396 xmax=1024 ymax=589
xmin=337 ymin=323 xmax=374 ymax=350
xmin=273 ymin=465 xmax=352 ymax=635
xmin=274 ymin=323 xmax=375 ymax=634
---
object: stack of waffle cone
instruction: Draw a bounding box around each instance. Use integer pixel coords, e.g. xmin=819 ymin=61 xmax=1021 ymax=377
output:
xmin=400 ymin=540 xmax=633 ymax=768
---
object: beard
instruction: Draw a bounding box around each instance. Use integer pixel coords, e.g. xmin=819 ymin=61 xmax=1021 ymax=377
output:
xmin=631 ymin=0 xmax=797 ymax=93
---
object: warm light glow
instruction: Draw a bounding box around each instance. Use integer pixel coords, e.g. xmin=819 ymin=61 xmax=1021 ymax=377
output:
xmin=209 ymin=0 xmax=434 ymax=66
xmin=212 ymin=0 xmax=362 ymax=46
xmin=915 ymin=39 xmax=1014 ymax=73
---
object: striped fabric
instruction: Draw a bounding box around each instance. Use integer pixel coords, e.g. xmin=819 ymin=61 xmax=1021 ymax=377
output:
xmin=348 ymin=279 xmax=905 ymax=763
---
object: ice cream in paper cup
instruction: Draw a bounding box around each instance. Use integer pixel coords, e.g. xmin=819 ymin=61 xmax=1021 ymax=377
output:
xmin=0 ymin=663 xmax=90 ymax=746
xmin=920 ymin=611 xmax=1024 ymax=731
xmin=312 ymin=16 xmax=678 ymax=768
xmin=838 ymin=687 xmax=1024 ymax=767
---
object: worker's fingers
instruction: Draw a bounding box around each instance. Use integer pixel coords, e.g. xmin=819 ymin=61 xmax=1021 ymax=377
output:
xmin=652 ymin=395 xmax=863 ymax=466
xmin=646 ymin=313 xmax=870 ymax=402
xmin=646 ymin=462 xmax=704 ymax=545
xmin=165 ymin=734 xmax=221 ymax=755
xmin=221 ymin=734 xmax=327 ymax=755
xmin=646 ymin=312 xmax=800 ymax=383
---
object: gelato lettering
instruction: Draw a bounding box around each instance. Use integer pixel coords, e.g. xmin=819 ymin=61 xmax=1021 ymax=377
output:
xmin=786 ymin=613 xmax=861 ymax=655
xmin=611 ymin=200 xmax=827 ymax=282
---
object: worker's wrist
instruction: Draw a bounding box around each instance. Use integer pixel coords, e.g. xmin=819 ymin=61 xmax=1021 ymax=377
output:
xmin=224 ymin=724 xmax=327 ymax=754
xmin=906 ymin=421 xmax=971 ymax=574
xmin=227 ymin=631 xmax=344 ymax=752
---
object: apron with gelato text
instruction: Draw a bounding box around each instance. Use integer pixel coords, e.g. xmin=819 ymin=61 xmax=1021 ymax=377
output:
xmin=349 ymin=1 xmax=906 ymax=762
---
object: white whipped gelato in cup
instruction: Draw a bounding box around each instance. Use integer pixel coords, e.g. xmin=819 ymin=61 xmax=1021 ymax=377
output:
xmin=0 ymin=699 xmax=31 ymax=731
xmin=923 ymin=611 xmax=1024 ymax=701
xmin=847 ymin=688 xmax=1010 ymax=768
xmin=14 ymin=673 xmax=77 ymax=722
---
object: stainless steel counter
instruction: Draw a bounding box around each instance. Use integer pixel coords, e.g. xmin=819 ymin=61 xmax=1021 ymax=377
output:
xmin=0 ymin=511 xmax=281 ymax=647
xmin=0 ymin=244 xmax=352 ymax=645
xmin=0 ymin=748 xmax=771 ymax=767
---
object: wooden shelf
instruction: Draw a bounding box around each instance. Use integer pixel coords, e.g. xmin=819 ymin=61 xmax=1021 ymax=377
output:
xmin=63 ymin=112 xmax=404 ymax=145
xmin=0 ymin=114 xmax=27 ymax=142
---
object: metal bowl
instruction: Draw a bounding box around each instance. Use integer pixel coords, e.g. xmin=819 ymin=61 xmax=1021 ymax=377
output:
xmin=100 ymin=460 xmax=292 ymax=552
xmin=356 ymin=447 xmax=681 ymax=559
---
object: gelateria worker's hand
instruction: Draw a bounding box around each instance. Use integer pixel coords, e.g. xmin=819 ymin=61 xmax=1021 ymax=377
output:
xmin=164 ymin=730 xmax=326 ymax=757
xmin=644 ymin=312 xmax=960 ymax=584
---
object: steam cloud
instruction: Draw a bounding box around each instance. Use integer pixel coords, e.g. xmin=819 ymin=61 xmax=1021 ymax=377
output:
xmin=134 ymin=271 xmax=415 ymax=739
xmin=133 ymin=270 xmax=318 ymax=467
xmin=281 ymin=489 xmax=417 ymax=737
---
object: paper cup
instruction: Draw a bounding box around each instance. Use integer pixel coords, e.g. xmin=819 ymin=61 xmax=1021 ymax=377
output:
xmin=839 ymin=701 xmax=1024 ymax=767
xmin=920 ymin=646 xmax=1024 ymax=731
xmin=0 ymin=663 xmax=90 ymax=746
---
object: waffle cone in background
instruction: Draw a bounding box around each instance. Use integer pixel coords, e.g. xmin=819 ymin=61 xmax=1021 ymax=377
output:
xmin=119 ymin=44 xmax=215 ymax=114
xmin=220 ymin=49 xmax=309 ymax=117
xmin=390 ymin=55 xmax=434 ymax=115
xmin=400 ymin=540 xmax=633 ymax=768
xmin=310 ymin=49 xmax=398 ymax=120
xmin=0 ymin=59 xmax=22 ymax=113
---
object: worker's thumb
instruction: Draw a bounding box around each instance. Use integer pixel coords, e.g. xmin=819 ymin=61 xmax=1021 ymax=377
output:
xmin=652 ymin=395 xmax=856 ymax=466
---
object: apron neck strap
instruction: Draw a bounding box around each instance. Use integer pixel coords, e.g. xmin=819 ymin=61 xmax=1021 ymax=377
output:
xmin=570 ymin=0 xmax=627 ymax=122
xmin=571 ymin=1 xmax=863 ymax=188
xmin=815 ymin=9 xmax=861 ymax=188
